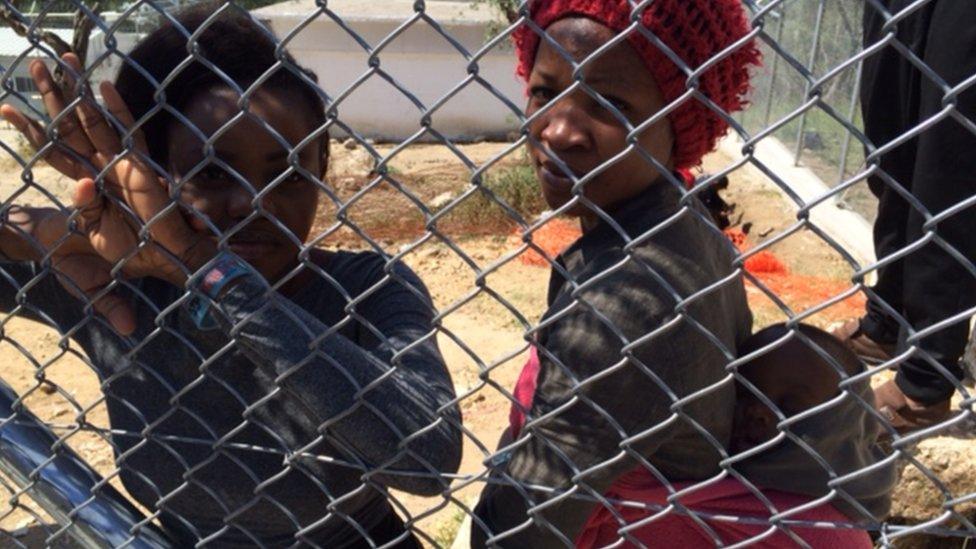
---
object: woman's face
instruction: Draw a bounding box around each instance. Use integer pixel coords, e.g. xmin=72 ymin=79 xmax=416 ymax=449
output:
xmin=166 ymin=86 xmax=326 ymax=283
xmin=525 ymin=17 xmax=675 ymax=228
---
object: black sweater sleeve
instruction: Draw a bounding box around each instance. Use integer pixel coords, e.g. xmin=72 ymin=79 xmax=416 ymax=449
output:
xmin=0 ymin=260 xmax=87 ymax=332
xmin=202 ymin=254 xmax=463 ymax=496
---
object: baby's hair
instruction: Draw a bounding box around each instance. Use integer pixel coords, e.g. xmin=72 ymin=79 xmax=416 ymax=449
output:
xmin=114 ymin=2 xmax=328 ymax=167
xmin=735 ymin=323 xmax=864 ymax=417
xmin=739 ymin=323 xmax=862 ymax=379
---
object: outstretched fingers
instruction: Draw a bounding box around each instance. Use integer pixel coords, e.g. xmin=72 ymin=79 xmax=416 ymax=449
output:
xmin=62 ymin=53 xmax=123 ymax=157
xmin=0 ymin=104 xmax=54 ymax=152
xmin=0 ymin=59 xmax=93 ymax=178
xmin=99 ymin=84 xmax=195 ymax=256
xmin=31 ymin=57 xmax=97 ymax=160
xmin=72 ymin=177 xmax=106 ymax=235
xmin=100 ymin=81 xmax=148 ymax=154
xmin=0 ymin=54 xmax=146 ymax=178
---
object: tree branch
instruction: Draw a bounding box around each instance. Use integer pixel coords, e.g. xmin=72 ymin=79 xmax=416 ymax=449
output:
xmin=71 ymin=2 xmax=101 ymax=66
xmin=0 ymin=2 xmax=101 ymax=94
xmin=0 ymin=4 xmax=72 ymax=57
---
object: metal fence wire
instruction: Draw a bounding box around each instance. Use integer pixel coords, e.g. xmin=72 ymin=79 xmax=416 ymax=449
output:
xmin=0 ymin=0 xmax=972 ymax=547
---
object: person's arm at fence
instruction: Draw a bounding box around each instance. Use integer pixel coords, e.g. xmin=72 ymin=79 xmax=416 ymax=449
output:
xmin=198 ymin=255 xmax=463 ymax=496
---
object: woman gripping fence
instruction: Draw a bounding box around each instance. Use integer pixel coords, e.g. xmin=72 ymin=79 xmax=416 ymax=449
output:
xmin=0 ymin=5 xmax=461 ymax=547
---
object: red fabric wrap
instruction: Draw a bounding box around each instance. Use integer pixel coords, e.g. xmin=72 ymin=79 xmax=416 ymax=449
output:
xmin=514 ymin=0 xmax=762 ymax=169
xmin=509 ymin=345 xmax=541 ymax=437
xmin=577 ymin=475 xmax=873 ymax=548
xmin=508 ymin=350 xmax=871 ymax=548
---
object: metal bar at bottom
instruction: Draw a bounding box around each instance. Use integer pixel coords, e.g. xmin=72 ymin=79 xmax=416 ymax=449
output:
xmin=0 ymin=380 xmax=170 ymax=548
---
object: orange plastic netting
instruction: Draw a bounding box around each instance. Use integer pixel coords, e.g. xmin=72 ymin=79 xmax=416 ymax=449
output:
xmin=513 ymin=223 xmax=864 ymax=323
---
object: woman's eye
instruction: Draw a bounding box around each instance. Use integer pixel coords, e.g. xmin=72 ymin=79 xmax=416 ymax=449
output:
xmin=268 ymin=170 xmax=310 ymax=191
xmin=529 ymin=86 xmax=555 ymax=104
xmin=199 ymin=165 xmax=229 ymax=181
xmin=283 ymin=171 xmax=306 ymax=184
xmin=604 ymin=96 xmax=629 ymax=113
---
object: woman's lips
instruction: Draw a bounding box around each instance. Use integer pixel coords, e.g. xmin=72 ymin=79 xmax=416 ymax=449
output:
xmin=539 ymin=164 xmax=576 ymax=196
xmin=227 ymin=240 xmax=275 ymax=260
xmin=214 ymin=232 xmax=281 ymax=260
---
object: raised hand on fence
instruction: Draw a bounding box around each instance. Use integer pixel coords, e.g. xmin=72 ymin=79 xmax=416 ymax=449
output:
xmin=0 ymin=55 xmax=145 ymax=334
xmin=0 ymin=56 xmax=97 ymax=181
xmin=2 ymin=53 xmax=217 ymax=290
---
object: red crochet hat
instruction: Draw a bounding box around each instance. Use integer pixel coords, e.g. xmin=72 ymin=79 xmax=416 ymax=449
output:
xmin=514 ymin=0 xmax=761 ymax=169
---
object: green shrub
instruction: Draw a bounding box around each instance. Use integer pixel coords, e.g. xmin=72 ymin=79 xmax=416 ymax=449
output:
xmin=432 ymin=506 xmax=468 ymax=548
xmin=483 ymin=162 xmax=544 ymax=220
xmin=444 ymin=161 xmax=545 ymax=230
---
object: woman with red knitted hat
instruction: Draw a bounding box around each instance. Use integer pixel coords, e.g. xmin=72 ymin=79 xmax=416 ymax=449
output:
xmin=469 ymin=0 xmax=767 ymax=546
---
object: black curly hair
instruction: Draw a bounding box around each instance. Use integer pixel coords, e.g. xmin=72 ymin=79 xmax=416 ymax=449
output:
xmin=114 ymin=2 xmax=328 ymax=168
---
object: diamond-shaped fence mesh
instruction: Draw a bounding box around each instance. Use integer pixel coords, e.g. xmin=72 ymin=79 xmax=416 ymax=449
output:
xmin=0 ymin=0 xmax=972 ymax=547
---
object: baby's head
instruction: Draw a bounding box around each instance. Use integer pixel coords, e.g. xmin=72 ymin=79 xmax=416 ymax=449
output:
xmin=514 ymin=0 xmax=760 ymax=225
xmin=115 ymin=4 xmax=327 ymax=282
xmin=731 ymin=323 xmax=865 ymax=453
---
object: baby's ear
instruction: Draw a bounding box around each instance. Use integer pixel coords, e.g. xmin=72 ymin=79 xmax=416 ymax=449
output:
xmin=736 ymin=400 xmax=779 ymax=450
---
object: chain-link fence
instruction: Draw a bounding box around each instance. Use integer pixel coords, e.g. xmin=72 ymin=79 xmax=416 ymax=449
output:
xmin=0 ymin=0 xmax=973 ymax=547
xmin=737 ymin=0 xmax=875 ymax=219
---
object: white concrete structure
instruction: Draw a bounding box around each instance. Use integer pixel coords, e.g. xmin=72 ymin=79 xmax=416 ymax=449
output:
xmin=0 ymin=25 xmax=142 ymax=113
xmin=86 ymin=30 xmax=145 ymax=84
xmin=0 ymin=28 xmax=75 ymax=112
xmin=719 ymin=134 xmax=877 ymax=272
xmin=253 ymin=0 xmax=526 ymax=141
xmin=1 ymin=2 xmax=526 ymax=141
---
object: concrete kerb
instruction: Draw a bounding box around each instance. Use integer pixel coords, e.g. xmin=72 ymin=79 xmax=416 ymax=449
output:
xmin=717 ymin=136 xmax=976 ymax=383
xmin=449 ymin=514 xmax=472 ymax=549
xmin=717 ymin=134 xmax=877 ymax=282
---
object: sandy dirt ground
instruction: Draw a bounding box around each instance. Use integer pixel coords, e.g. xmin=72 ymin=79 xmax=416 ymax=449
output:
xmin=0 ymin=140 xmax=970 ymax=547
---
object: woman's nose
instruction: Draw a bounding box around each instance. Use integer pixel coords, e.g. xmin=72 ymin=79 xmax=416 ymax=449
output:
xmin=182 ymin=198 xmax=212 ymax=234
xmin=225 ymin=182 xmax=256 ymax=220
xmin=538 ymin=99 xmax=591 ymax=153
xmin=229 ymin=177 xmax=284 ymax=221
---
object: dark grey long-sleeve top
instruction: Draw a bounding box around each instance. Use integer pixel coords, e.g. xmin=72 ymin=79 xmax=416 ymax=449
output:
xmin=473 ymin=182 xmax=754 ymax=547
xmin=0 ymin=249 xmax=461 ymax=547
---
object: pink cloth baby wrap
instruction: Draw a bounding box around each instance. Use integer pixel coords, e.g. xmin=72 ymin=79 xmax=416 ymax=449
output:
xmin=508 ymin=347 xmax=872 ymax=548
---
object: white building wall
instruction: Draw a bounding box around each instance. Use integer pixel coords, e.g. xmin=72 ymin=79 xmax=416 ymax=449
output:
xmin=258 ymin=13 xmax=526 ymax=142
xmin=0 ymin=55 xmax=39 ymax=112
xmin=0 ymin=29 xmax=142 ymax=113
xmin=1 ymin=5 xmax=527 ymax=142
